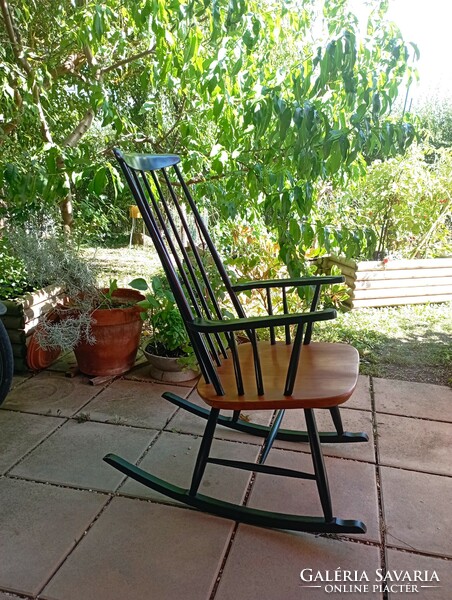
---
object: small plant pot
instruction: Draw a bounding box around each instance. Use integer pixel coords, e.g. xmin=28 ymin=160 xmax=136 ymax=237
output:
xmin=143 ymin=345 xmax=199 ymax=383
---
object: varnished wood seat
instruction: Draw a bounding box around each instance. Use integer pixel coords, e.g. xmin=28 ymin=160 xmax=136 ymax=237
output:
xmin=198 ymin=342 xmax=359 ymax=410
xmin=104 ymin=150 xmax=369 ymax=535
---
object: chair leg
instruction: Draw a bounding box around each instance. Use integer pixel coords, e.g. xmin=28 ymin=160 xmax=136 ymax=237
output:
xmin=231 ymin=410 xmax=241 ymax=423
xmin=259 ymin=409 xmax=285 ymax=465
xmin=189 ymin=407 xmax=219 ymax=496
xmin=305 ymin=408 xmax=333 ymax=522
xmin=329 ymin=406 xmax=344 ymax=436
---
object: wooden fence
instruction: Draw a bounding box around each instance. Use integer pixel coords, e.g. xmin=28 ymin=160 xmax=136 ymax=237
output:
xmin=318 ymin=256 xmax=452 ymax=309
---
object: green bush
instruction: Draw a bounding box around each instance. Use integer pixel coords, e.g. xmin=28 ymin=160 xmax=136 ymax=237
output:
xmin=417 ymin=96 xmax=452 ymax=149
xmin=0 ymin=237 xmax=30 ymax=300
xmin=332 ymin=143 xmax=452 ymax=258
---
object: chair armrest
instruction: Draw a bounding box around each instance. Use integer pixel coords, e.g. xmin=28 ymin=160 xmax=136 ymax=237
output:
xmin=187 ymin=308 xmax=336 ymax=334
xmin=231 ymin=275 xmax=344 ymax=292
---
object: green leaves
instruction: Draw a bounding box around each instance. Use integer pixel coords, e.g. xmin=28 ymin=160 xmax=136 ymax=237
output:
xmin=91 ymin=167 xmax=107 ymax=196
xmin=129 ymin=278 xmax=149 ymax=292
xmin=1 ymin=0 xmax=417 ymax=265
xmin=279 ymin=107 xmax=292 ymax=139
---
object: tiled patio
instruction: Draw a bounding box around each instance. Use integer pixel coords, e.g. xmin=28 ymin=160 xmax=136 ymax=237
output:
xmin=1 ymin=355 xmax=451 ymax=599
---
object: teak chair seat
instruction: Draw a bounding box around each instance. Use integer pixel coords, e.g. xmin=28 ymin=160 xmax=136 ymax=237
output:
xmin=104 ymin=150 xmax=369 ymax=534
xmin=197 ymin=341 xmax=359 ymax=410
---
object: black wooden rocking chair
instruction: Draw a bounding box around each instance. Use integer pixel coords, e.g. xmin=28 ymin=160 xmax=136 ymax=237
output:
xmin=105 ymin=150 xmax=368 ymax=534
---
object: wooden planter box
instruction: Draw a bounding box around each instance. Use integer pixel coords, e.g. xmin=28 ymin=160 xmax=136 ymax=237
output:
xmin=318 ymin=256 xmax=452 ymax=309
xmin=0 ymin=285 xmax=67 ymax=371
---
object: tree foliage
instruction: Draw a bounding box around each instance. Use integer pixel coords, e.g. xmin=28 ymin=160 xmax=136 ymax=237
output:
xmin=1 ymin=0 xmax=416 ymax=272
xmin=416 ymin=95 xmax=452 ymax=149
xmin=333 ymin=143 xmax=451 ymax=259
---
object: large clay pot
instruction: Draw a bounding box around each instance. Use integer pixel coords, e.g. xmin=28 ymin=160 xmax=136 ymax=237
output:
xmin=74 ymin=289 xmax=144 ymax=377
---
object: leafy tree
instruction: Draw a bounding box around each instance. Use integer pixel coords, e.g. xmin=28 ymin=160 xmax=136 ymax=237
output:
xmin=1 ymin=0 xmax=416 ymax=272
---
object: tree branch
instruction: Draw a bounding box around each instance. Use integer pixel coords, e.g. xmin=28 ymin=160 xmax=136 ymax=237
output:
xmin=152 ymin=97 xmax=187 ymax=148
xmin=1 ymin=0 xmax=53 ymax=143
xmin=0 ymin=0 xmax=31 ymax=75
xmin=184 ymin=169 xmax=248 ymax=186
xmin=100 ymin=46 xmax=156 ymax=75
xmin=410 ymin=195 xmax=451 ymax=258
xmin=51 ymin=53 xmax=87 ymax=80
xmin=62 ymin=109 xmax=94 ymax=148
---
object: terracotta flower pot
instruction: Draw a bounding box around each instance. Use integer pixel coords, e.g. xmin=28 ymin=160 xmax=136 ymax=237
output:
xmin=27 ymin=332 xmax=61 ymax=371
xmin=74 ymin=288 xmax=145 ymax=377
xmin=26 ymin=308 xmax=62 ymax=371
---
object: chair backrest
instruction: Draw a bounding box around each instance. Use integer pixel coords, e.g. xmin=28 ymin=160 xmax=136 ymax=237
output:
xmin=115 ymin=150 xmax=250 ymax=394
xmin=114 ymin=150 xmax=332 ymax=398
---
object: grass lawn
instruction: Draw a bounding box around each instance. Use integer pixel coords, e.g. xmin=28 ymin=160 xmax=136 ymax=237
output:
xmin=82 ymin=245 xmax=161 ymax=287
xmin=89 ymin=245 xmax=452 ymax=388
xmin=315 ymin=303 xmax=452 ymax=387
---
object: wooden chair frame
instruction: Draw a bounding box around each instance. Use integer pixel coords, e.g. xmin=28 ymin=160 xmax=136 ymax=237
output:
xmin=104 ymin=150 xmax=368 ymax=534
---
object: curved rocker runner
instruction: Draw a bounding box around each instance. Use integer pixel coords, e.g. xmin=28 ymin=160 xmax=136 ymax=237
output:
xmin=104 ymin=150 xmax=369 ymax=534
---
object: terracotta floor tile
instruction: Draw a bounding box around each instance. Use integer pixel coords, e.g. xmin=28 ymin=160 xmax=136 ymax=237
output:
xmin=386 ymin=548 xmax=452 ymax=600
xmin=10 ymin=420 xmax=157 ymax=492
xmin=0 ymin=410 xmax=64 ymax=474
xmin=1 ymin=371 xmax=105 ymax=417
xmin=216 ymin=525 xmax=382 ymax=600
xmin=119 ymin=430 xmax=259 ymax=504
xmin=3 ymin=367 xmax=451 ymax=600
xmin=0 ymin=479 xmax=106 ymax=597
xmin=374 ymin=379 xmax=452 ymax=422
xmin=275 ymin=407 xmax=375 ymax=462
xmin=41 ymin=497 xmax=233 ymax=600
xmin=10 ymin=372 xmax=33 ymax=389
xmin=381 ymin=466 xmax=452 ymax=558
xmin=377 ymin=413 xmax=452 ymax=476
xmin=248 ymin=449 xmax=380 ymax=543
xmin=76 ymin=379 xmax=184 ymax=428
xmin=347 ymin=375 xmax=372 ymax=411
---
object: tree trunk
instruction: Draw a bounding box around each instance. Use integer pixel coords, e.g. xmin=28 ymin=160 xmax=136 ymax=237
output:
xmin=58 ymin=108 xmax=95 ymax=231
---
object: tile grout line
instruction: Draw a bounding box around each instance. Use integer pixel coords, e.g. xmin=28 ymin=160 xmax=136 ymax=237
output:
xmin=35 ymin=493 xmax=116 ymax=599
xmin=0 ymin=590 xmax=35 ymax=600
xmin=2 ymin=417 xmax=71 ymax=478
xmin=1 ymin=374 xmax=117 ymax=476
xmin=113 ymin=418 xmax=171 ymax=495
xmin=7 ymin=471 xmax=449 ymax=560
xmin=208 ymin=409 xmax=282 ymax=600
xmin=31 ymin=375 xmax=168 ymax=600
xmin=208 ymin=522 xmax=241 ymax=600
xmin=208 ymin=474 xmax=260 ymax=600
xmin=346 ymin=404 xmax=452 ymax=425
xmin=1 ymin=376 xmax=181 ymax=478
xmin=369 ymin=375 xmax=389 ymax=600
xmin=1 ymin=384 xmax=195 ymax=598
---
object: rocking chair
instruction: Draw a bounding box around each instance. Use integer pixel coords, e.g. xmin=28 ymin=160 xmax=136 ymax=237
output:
xmin=105 ymin=150 xmax=368 ymax=534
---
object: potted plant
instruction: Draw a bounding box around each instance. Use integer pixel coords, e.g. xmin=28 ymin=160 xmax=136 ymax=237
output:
xmin=8 ymin=230 xmax=145 ymax=377
xmin=130 ymin=276 xmax=199 ymax=382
